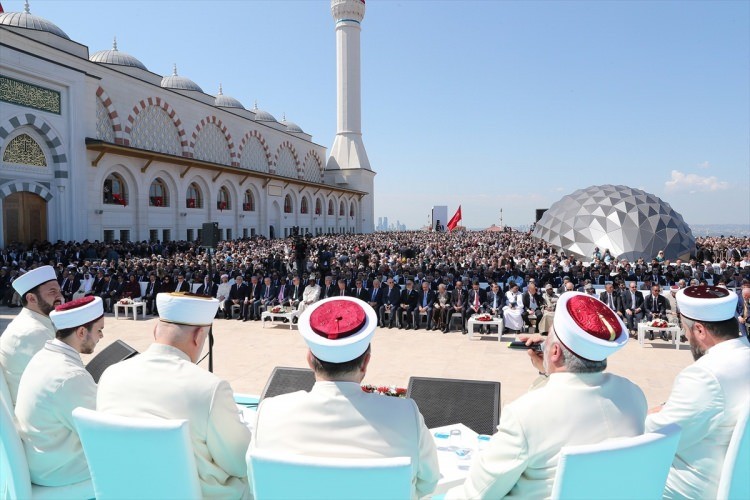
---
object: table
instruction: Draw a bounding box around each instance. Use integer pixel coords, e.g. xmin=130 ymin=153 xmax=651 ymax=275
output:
xmin=261 ymin=310 xmax=298 ymax=329
xmin=467 ymin=316 xmax=504 ymax=341
xmin=429 ymin=423 xmax=479 ymax=496
xmin=114 ymin=301 xmax=147 ymax=320
xmin=637 ymin=322 xmax=682 ymax=350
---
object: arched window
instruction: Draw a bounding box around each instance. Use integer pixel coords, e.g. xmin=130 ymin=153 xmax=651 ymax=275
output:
xmin=350 ymin=201 xmax=355 ymax=218
xmin=103 ymin=173 xmax=128 ymax=206
xmin=300 ymin=197 xmax=309 ymax=214
xmin=328 ymin=200 xmax=334 ymax=216
xmin=186 ymin=182 xmax=202 ymax=209
xmin=243 ymin=190 xmax=255 ymax=212
xmin=339 ymin=201 xmax=345 ymax=217
xmin=315 ymin=198 xmax=322 ymax=216
xmin=217 ymin=186 xmax=230 ymax=211
xmin=149 ymin=178 xmax=169 ymax=207
xmin=284 ymin=195 xmax=293 ymax=214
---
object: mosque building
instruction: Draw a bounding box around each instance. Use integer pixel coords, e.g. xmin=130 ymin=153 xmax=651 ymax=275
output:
xmin=0 ymin=0 xmax=375 ymax=246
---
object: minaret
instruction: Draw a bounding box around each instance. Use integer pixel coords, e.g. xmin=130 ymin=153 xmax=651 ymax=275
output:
xmin=327 ymin=0 xmax=375 ymax=233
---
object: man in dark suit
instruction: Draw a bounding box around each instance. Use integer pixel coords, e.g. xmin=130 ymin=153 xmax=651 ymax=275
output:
xmin=196 ymin=277 xmax=218 ymax=298
xmin=619 ymin=281 xmax=645 ymax=334
xmin=143 ymin=274 xmax=159 ymax=315
xmin=414 ymin=281 xmax=435 ymax=330
xmin=224 ymin=276 xmax=249 ymax=320
xmin=257 ymin=276 xmax=277 ymax=318
xmin=598 ymin=283 xmax=621 ymax=314
xmin=243 ymin=276 xmax=262 ymax=321
xmin=97 ymin=274 xmax=116 ymax=313
xmin=450 ymin=280 xmax=468 ymax=333
xmin=466 ymin=281 xmax=488 ymax=333
xmin=398 ymin=280 xmax=419 ymax=330
xmin=521 ymin=282 xmax=544 ymax=330
xmin=367 ymin=279 xmax=383 ymax=312
xmin=334 ymin=279 xmax=349 ymax=298
xmin=379 ymin=278 xmax=401 ymax=329
xmin=486 ymin=282 xmax=504 ymax=316
xmin=321 ymin=276 xmax=337 ymax=299
xmin=287 ymin=276 xmax=305 ymax=309
xmin=59 ymin=270 xmax=80 ymax=303
xmin=173 ymin=274 xmax=190 ymax=293
xmin=349 ymin=279 xmax=369 ymax=302
xmin=275 ymin=277 xmax=290 ymax=306
xmin=643 ymin=284 xmax=668 ymax=340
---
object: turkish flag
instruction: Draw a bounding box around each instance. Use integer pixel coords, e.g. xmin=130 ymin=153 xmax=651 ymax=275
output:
xmin=0 ymin=3 xmax=4 ymax=13
xmin=447 ymin=206 xmax=462 ymax=231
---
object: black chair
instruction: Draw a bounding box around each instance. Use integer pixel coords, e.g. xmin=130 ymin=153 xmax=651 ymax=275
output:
xmin=260 ymin=366 xmax=316 ymax=401
xmin=85 ymin=340 xmax=138 ymax=383
xmin=406 ymin=376 xmax=501 ymax=435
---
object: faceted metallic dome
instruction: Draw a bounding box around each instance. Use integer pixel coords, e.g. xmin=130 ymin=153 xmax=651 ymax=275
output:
xmin=161 ymin=64 xmax=203 ymax=92
xmin=90 ymin=37 xmax=148 ymax=71
xmin=214 ymin=84 xmax=244 ymax=109
xmin=532 ymin=184 xmax=695 ymax=262
xmin=252 ymin=101 xmax=277 ymax=122
xmin=0 ymin=2 xmax=69 ymax=39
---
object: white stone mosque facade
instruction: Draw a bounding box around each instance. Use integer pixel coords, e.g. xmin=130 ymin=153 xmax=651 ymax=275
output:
xmin=0 ymin=0 xmax=375 ymax=247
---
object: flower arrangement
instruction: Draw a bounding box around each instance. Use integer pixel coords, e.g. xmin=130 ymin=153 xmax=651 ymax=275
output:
xmin=118 ymin=298 xmax=134 ymax=305
xmin=476 ymin=313 xmax=493 ymax=322
xmin=361 ymin=385 xmax=407 ymax=398
xmin=270 ymin=306 xmax=283 ymax=313
xmin=650 ymin=319 xmax=669 ymax=328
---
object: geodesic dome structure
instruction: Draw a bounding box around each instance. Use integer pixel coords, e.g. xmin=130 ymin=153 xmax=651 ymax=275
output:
xmin=532 ymin=185 xmax=695 ymax=262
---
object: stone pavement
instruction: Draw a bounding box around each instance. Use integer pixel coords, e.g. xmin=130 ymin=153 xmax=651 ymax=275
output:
xmin=0 ymin=308 xmax=693 ymax=408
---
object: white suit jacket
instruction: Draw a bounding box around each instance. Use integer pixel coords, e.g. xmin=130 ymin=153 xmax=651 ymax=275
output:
xmin=251 ymin=381 xmax=440 ymax=499
xmin=447 ymin=372 xmax=647 ymax=499
xmin=646 ymin=337 xmax=750 ymax=499
xmin=15 ymin=339 xmax=96 ymax=486
xmin=0 ymin=307 xmax=56 ymax=406
xmin=97 ymin=344 xmax=251 ymax=499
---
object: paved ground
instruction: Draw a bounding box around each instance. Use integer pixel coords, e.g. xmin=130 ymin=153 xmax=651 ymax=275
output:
xmin=0 ymin=307 xmax=694 ymax=408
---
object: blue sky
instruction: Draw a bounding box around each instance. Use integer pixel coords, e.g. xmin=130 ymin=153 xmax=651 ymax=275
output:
xmin=23 ymin=0 xmax=750 ymax=229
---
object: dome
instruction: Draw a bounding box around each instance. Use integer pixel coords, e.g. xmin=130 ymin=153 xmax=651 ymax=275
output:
xmin=214 ymin=84 xmax=244 ymax=109
xmin=252 ymin=101 xmax=277 ymax=122
xmin=90 ymin=37 xmax=148 ymax=71
xmin=532 ymin=184 xmax=695 ymax=262
xmin=0 ymin=1 xmax=70 ymax=39
xmin=161 ymin=64 xmax=203 ymax=92
xmin=280 ymin=114 xmax=304 ymax=133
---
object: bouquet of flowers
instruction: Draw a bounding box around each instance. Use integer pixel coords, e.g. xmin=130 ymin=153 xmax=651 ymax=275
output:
xmin=650 ymin=319 xmax=668 ymax=328
xmin=361 ymin=384 xmax=407 ymax=398
xmin=118 ymin=298 xmax=133 ymax=305
xmin=476 ymin=313 xmax=493 ymax=322
xmin=270 ymin=306 xmax=282 ymax=313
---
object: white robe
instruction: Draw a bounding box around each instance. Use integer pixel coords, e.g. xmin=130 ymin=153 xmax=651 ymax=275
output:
xmin=447 ymin=372 xmax=647 ymax=499
xmin=252 ymin=381 xmax=440 ymax=499
xmin=15 ymin=339 xmax=96 ymax=487
xmin=97 ymin=343 xmax=251 ymax=499
xmin=298 ymin=284 xmax=320 ymax=313
xmin=646 ymin=338 xmax=750 ymax=499
xmin=503 ymin=291 xmax=524 ymax=331
xmin=0 ymin=307 xmax=56 ymax=406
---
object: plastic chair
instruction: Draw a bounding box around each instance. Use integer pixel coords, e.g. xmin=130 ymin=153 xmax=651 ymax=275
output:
xmin=72 ymin=407 xmax=201 ymax=499
xmin=407 ymin=376 xmax=500 ymax=435
xmin=717 ymin=405 xmax=750 ymax=500
xmin=551 ymin=424 xmax=682 ymax=500
xmin=248 ymin=449 xmax=412 ymax=500
xmin=0 ymin=391 xmax=94 ymax=499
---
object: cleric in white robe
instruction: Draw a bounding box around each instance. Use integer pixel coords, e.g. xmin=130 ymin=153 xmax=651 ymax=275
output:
xmin=646 ymin=285 xmax=750 ymax=499
xmin=251 ymin=296 xmax=440 ymax=499
xmin=15 ymin=295 xmax=103 ymax=490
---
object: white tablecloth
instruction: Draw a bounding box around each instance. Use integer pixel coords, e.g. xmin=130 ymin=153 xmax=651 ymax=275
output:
xmin=429 ymin=423 xmax=479 ymax=496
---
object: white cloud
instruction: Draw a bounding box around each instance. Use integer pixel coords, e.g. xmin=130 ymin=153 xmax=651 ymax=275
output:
xmin=664 ymin=170 xmax=729 ymax=193
xmin=697 ymin=161 xmax=711 ymax=169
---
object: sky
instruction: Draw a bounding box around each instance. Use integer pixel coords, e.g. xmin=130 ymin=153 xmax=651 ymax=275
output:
xmin=19 ymin=0 xmax=750 ymax=230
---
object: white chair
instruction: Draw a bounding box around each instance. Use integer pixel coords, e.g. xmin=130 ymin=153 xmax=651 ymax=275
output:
xmin=551 ymin=424 xmax=681 ymax=500
xmin=72 ymin=407 xmax=201 ymax=499
xmin=248 ymin=449 xmax=412 ymax=500
xmin=717 ymin=405 xmax=750 ymax=500
xmin=0 ymin=388 xmax=94 ymax=499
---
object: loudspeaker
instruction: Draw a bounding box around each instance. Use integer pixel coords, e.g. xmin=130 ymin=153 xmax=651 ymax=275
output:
xmin=202 ymin=222 xmax=220 ymax=248
xmin=85 ymin=340 xmax=139 ymax=383
xmin=260 ymin=366 xmax=316 ymax=401
xmin=535 ymin=208 xmax=548 ymax=222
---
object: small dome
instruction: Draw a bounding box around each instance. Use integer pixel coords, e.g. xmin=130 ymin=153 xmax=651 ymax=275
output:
xmin=0 ymin=1 xmax=70 ymax=39
xmin=161 ymin=64 xmax=203 ymax=92
xmin=214 ymin=84 xmax=244 ymax=109
xmin=90 ymin=37 xmax=148 ymax=71
xmin=280 ymin=114 xmax=304 ymax=133
xmin=252 ymin=101 xmax=277 ymax=122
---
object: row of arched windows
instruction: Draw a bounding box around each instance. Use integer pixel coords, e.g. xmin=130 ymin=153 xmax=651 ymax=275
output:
xmin=102 ymin=173 xmax=355 ymax=216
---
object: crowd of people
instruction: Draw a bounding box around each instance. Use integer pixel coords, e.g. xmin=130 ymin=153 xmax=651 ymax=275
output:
xmin=2 ymin=231 xmax=749 ymax=335
xmin=1 ymin=252 xmax=748 ymax=499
